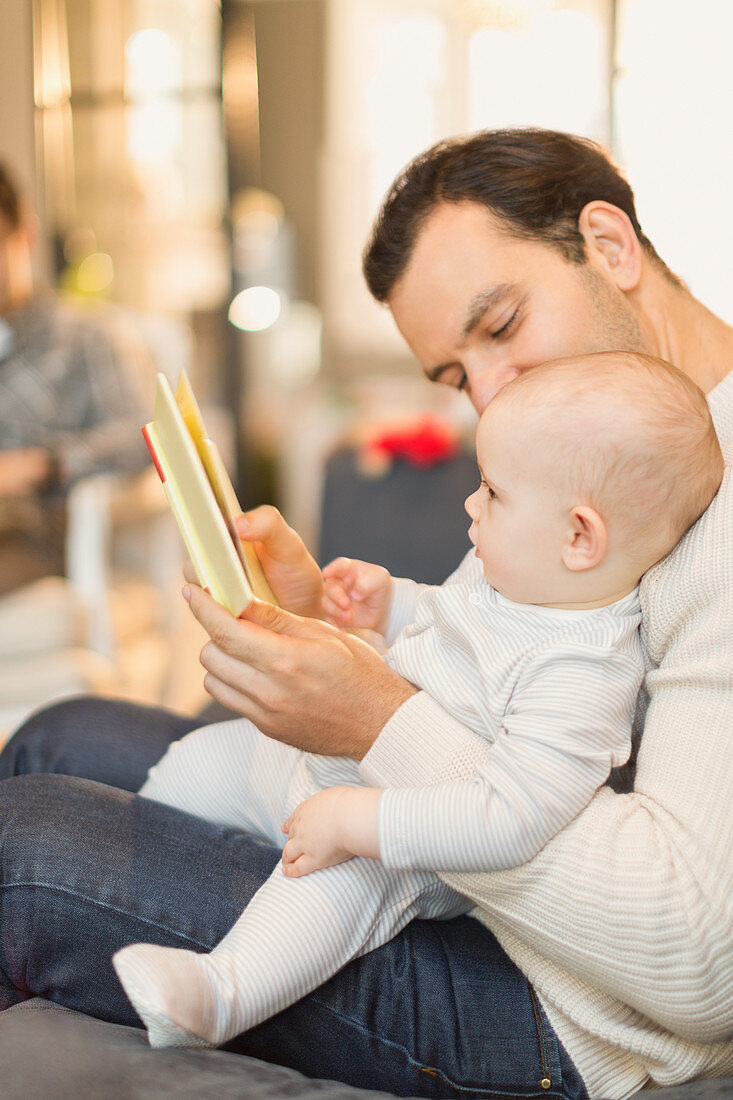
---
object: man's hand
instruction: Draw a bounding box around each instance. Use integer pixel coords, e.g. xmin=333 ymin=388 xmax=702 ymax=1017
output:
xmin=184 ymin=583 xmax=418 ymax=758
xmin=183 ymin=505 xmax=324 ymax=619
xmin=322 ymin=557 xmax=393 ymax=634
xmin=0 ymin=447 xmax=53 ymax=497
xmin=281 ymin=786 xmax=382 ymax=877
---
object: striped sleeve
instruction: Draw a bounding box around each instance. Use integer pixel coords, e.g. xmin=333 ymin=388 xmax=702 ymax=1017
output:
xmin=384 ymin=550 xmax=482 ymax=646
xmin=383 ymin=578 xmax=428 ymax=646
xmin=377 ymin=645 xmax=641 ymax=873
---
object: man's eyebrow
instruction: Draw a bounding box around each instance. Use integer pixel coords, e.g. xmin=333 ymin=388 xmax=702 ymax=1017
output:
xmin=460 ymin=283 xmax=519 ymax=341
xmin=422 ymin=284 xmax=520 ymax=384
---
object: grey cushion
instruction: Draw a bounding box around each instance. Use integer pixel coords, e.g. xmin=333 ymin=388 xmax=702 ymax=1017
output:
xmin=0 ymin=1000 xmax=395 ymax=1100
xmin=1 ymin=999 xmax=731 ymax=1100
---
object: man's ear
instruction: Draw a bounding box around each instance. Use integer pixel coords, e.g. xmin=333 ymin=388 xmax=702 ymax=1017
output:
xmin=577 ymin=201 xmax=642 ymax=292
xmin=562 ymin=505 xmax=607 ymax=572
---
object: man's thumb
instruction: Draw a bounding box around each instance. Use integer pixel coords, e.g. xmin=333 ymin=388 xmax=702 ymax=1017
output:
xmin=239 ymin=596 xmax=328 ymax=638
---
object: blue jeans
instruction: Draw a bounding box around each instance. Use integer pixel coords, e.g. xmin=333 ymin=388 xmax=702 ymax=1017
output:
xmin=0 ymin=697 xmax=589 ymax=1099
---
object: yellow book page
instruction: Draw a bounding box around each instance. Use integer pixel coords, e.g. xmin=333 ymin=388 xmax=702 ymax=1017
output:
xmin=145 ymin=374 xmax=253 ymax=617
xmin=175 ymin=372 xmax=277 ymax=605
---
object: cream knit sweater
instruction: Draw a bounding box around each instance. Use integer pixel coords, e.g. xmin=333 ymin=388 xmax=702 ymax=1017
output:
xmin=361 ymin=370 xmax=733 ymax=1099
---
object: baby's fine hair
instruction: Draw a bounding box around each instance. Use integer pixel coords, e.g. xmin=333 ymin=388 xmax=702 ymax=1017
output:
xmin=494 ymin=352 xmax=724 ymax=571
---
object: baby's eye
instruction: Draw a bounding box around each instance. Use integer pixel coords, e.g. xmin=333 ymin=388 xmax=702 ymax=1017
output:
xmin=481 ymin=478 xmax=496 ymax=500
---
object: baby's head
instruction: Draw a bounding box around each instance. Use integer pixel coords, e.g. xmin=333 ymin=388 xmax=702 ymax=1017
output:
xmin=465 ymin=351 xmax=724 ymax=607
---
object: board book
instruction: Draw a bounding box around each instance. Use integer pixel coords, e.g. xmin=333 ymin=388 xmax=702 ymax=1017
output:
xmin=142 ymin=371 xmax=277 ymax=616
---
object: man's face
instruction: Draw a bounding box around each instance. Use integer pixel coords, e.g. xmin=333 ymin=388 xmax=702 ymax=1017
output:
xmin=388 ymin=201 xmax=647 ymax=414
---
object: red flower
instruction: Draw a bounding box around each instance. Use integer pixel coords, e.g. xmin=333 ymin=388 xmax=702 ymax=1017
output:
xmin=362 ymin=416 xmax=459 ymax=471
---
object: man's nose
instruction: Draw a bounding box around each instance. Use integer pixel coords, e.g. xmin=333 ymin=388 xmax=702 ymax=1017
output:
xmin=467 ymin=363 xmax=522 ymax=413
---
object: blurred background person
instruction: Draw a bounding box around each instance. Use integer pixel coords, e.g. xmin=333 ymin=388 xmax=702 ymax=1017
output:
xmin=0 ymin=162 xmax=151 ymax=596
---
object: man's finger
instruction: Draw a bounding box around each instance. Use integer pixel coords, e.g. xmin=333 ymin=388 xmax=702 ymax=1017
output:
xmin=199 ymin=640 xmax=266 ymax=696
xmin=199 ymin=670 xmax=252 ymax=718
xmin=234 ymin=505 xmax=305 ymax=564
xmin=182 ymin=558 xmax=200 ymax=585
xmin=185 ymin=585 xmax=316 ymax=664
xmin=186 ymin=582 xmax=330 ymax=644
xmin=185 ymin=584 xmax=259 ymax=651
xmin=239 ymin=594 xmax=341 ymax=640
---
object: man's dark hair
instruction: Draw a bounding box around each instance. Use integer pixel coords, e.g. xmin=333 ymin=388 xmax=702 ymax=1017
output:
xmin=363 ymin=128 xmax=673 ymax=302
xmin=0 ymin=162 xmax=21 ymax=231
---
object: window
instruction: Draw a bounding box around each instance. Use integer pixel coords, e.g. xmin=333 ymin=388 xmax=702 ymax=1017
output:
xmin=321 ymin=0 xmax=612 ymax=362
xmin=34 ymin=0 xmax=229 ymax=314
xmin=614 ymin=0 xmax=733 ymax=322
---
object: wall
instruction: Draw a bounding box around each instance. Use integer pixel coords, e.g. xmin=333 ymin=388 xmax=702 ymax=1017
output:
xmin=253 ymin=0 xmax=325 ymax=304
xmin=0 ymin=2 xmax=37 ymax=205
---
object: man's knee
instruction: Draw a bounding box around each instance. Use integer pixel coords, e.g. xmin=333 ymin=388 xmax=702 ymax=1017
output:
xmin=17 ymin=696 xmax=104 ymax=741
xmin=0 ymin=772 xmax=133 ymax=877
xmin=0 ymin=696 xmax=103 ymax=778
xmin=0 ymin=774 xmax=80 ymax=879
xmin=0 ymin=770 xmax=102 ymax=829
xmin=0 ymin=773 xmax=53 ymax=845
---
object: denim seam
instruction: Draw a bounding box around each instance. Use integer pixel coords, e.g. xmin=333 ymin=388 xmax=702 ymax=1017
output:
xmin=0 ymin=882 xmax=212 ymax=950
xmin=528 ymin=985 xmax=553 ymax=1091
xmin=308 ymin=992 xmax=564 ymax=1099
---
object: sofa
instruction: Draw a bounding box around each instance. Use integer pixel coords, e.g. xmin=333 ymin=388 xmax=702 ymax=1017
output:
xmin=2 ymin=999 xmax=732 ymax=1100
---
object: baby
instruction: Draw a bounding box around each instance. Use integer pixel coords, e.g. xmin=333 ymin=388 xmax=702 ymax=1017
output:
xmin=113 ymin=351 xmax=723 ymax=1049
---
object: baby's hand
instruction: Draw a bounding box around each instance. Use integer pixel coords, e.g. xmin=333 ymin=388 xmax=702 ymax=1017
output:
xmin=282 ymin=787 xmax=356 ymax=877
xmin=321 ymin=557 xmax=393 ymax=634
xmin=281 ymin=786 xmax=382 ymax=877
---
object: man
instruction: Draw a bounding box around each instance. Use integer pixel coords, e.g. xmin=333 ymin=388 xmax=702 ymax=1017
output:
xmin=1 ymin=130 xmax=731 ymax=1099
xmin=0 ymin=162 xmax=151 ymax=593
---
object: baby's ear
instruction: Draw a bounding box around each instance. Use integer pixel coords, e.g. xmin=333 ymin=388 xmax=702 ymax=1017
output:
xmin=562 ymin=506 xmax=607 ymax=572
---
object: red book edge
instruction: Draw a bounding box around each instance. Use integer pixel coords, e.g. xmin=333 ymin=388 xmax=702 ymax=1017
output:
xmin=142 ymin=425 xmax=166 ymax=484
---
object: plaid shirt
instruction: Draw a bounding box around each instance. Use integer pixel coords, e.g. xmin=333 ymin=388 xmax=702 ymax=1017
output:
xmin=0 ymin=296 xmax=153 ymax=485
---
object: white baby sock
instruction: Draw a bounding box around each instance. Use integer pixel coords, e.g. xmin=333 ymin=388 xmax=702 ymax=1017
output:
xmin=113 ymin=943 xmax=233 ymax=1049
